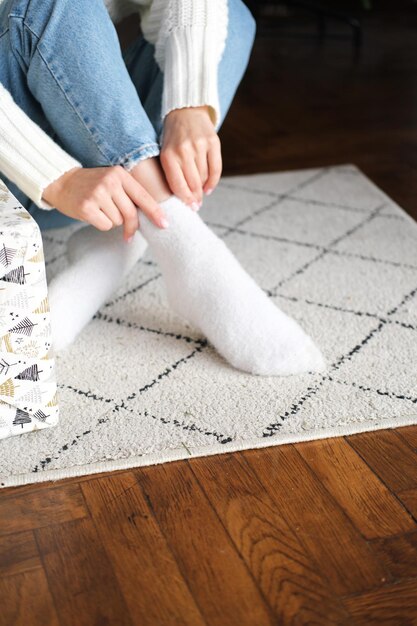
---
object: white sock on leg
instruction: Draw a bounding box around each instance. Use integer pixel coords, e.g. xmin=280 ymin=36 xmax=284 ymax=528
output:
xmin=48 ymin=225 xmax=148 ymax=352
xmin=139 ymin=194 xmax=325 ymax=376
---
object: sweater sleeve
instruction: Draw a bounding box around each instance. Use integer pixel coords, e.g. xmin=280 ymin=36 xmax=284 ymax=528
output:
xmin=0 ymin=83 xmax=82 ymax=210
xmin=137 ymin=0 xmax=228 ymax=131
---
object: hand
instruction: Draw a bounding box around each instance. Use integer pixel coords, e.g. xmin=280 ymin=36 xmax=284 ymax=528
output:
xmin=160 ymin=105 xmax=222 ymax=208
xmin=42 ymin=165 xmax=169 ymax=241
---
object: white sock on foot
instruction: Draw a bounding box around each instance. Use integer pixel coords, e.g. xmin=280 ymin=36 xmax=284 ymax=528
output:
xmin=139 ymin=194 xmax=326 ymax=376
xmin=48 ymin=225 xmax=148 ymax=352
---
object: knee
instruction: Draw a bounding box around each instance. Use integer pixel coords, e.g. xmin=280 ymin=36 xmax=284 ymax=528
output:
xmin=9 ymin=0 xmax=59 ymax=46
xmin=19 ymin=0 xmax=106 ymax=42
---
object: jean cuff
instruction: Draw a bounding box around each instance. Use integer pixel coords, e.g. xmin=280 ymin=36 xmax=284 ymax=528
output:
xmin=118 ymin=143 xmax=161 ymax=171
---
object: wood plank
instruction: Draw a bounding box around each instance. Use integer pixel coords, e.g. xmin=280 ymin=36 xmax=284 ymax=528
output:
xmin=81 ymin=471 xmax=206 ymax=626
xmin=343 ymin=579 xmax=417 ymax=625
xmin=0 ymin=531 xmax=41 ymax=578
xmin=0 ymin=484 xmax=88 ymax=536
xmin=396 ymin=426 xmax=417 ymax=452
xmin=243 ymin=445 xmax=389 ymax=595
xmin=370 ymin=531 xmax=417 ymax=582
xmin=347 ymin=431 xmax=417 ymax=492
xmin=296 ymin=438 xmax=416 ymax=539
xmin=397 ymin=488 xmax=417 ymax=519
xmin=189 ymin=453 xmax=352 ymax=624
xmin=135 ymin=461 xmax=274 ymax=626
xmin=0 ymin=568 xmax=59 ymax=626
xmin=35 ymin=515 xmax=133 ymax=626
xmin=0 ymin=467 xmax=136 ymax=499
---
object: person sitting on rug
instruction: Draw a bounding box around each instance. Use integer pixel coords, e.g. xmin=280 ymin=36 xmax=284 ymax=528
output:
xmin=0 ymin=0 xmax=325 ymax=376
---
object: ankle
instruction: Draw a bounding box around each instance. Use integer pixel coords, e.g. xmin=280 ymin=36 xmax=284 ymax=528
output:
xmin=130 ymin=157 xmax=172 ymax=203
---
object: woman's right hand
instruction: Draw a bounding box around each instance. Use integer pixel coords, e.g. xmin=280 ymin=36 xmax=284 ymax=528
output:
xmin=42 ymin=166 xmax=169 ymax=242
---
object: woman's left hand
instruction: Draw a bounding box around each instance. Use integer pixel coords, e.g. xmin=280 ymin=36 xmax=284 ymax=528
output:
xmin=159 ymin=105 xmax=222 ymax=209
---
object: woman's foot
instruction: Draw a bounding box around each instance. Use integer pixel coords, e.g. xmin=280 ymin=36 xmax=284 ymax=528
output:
xmin=139 ymin=194 xmax=326 ymax=376
xmin=48 ymin=224 xmax=148 ymax=352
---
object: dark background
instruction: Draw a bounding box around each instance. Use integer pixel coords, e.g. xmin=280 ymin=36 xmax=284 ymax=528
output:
xmin=117 ymin=1 xmax=417 ymax=221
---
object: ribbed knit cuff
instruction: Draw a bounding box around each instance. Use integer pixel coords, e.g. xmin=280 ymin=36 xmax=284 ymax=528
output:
xmin=33 ymin=157 xmax=82 ymax=211
xmin=0 ymin=85 xmax=82 ymax=211
xmin=161 ymin=26 xmax=221 ymax=130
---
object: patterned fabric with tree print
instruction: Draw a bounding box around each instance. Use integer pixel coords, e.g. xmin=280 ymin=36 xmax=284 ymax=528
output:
xmin=0 ymin=179 xmax=59 ymax=439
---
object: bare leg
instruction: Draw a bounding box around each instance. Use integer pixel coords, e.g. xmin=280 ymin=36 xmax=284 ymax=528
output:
xmin=129 ymin=157 xmax=172 ymax=204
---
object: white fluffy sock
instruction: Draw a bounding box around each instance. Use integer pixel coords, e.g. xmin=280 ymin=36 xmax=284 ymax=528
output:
xmin=48 ymin=225 xmax=148 ymax=352
xmin=139 ymin=194 xmax=326 ymax=376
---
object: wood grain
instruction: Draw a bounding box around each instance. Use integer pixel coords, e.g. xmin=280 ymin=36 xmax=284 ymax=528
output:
xmin=0 ymin=531 xmax=41 ymax=578
xmin=243 ymin=445 xmax=389 ymax=595
xmin=343 ymin=579 xmax=417 ymax=625
xmin=81 ymin=471 xmax=206 ymax=626
xmin=136 ymin=461 xmax=275 ymax=626
xmin=347 ymin=431 xmax=417 ymax=492
xmin=35 ymin=515 xmax=133 ymax=626
xmin=0 ymin=569 xmax=59 ymax=626
xmin=190 ymin=453 xmax=351 ymax=624
xmin=0 ymin=484 xmax=88 ymax=536
xmin=296 ymin=438 xmax=416 ymax=539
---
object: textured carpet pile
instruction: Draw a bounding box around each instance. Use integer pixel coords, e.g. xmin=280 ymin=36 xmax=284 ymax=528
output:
xmin=1 ymin=164 xmax=417 ymax=488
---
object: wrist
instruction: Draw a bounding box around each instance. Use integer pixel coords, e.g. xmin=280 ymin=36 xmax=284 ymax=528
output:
xmin=42 ymin=166 xmax=81 ymax=205
xmin=166 ymin=105 xmax=212 ymax=121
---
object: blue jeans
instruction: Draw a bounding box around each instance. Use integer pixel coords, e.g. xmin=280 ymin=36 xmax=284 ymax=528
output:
xmin=0 ymin=0 xmax=256 ymax=230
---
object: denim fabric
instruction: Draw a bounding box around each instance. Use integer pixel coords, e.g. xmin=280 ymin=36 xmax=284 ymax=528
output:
xmin=0 ymin=0 xmax=256 ymax=230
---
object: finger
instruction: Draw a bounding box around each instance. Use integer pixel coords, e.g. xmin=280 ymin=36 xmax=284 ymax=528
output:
xmin=120 ymin=169 xmax=169 ymax=229
xmin=195 ymin=147 xmax=209 ymax=189
xmin=88 ymin=208 xmax=114 ymax=232
xmin=160 ymin=154 xmax=196 ymax=207
xmin=99 ymin=195 xmax=124 ymax=228
xmin=113 ymin=189 xmax=140 ymax=240
xmin=181 ymin=157 xmax=203 ymax=206
xmin=204 ymin=142 xmax=222 ymax=195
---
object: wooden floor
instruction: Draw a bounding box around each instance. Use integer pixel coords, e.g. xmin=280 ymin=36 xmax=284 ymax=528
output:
xmin=2 ymin=6 xmax=417 ymax=625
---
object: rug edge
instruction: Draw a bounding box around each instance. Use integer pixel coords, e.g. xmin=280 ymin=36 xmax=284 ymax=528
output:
xmin=2 ymin=412 xmax=417 ymax=489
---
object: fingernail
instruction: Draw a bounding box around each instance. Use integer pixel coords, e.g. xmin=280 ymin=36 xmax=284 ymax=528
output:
xmin=190 ymin=202 xmax=199 ymax=212
xmin=160 ymin=217 xmax=169 ymax=228
xmin=205 ymin=188 xmax=213 ymax=196
xmin=198 ymin=200 xmax=203 ymax=208
xmin=126 ymin=236 xmax=133 ymax=243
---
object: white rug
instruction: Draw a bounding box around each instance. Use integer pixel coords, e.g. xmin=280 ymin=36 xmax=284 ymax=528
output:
xmin=1 ymin=164 xmax=417 ymax=489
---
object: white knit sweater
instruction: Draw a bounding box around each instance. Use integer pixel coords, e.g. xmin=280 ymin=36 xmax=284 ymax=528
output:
xmin=0 ymin=0 xmax=228 ymax=210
